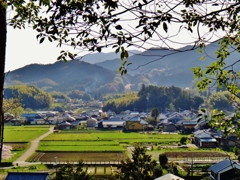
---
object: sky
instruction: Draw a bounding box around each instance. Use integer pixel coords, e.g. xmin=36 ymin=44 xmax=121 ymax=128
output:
xmin=6 ymin=26 xmax=75 ymax=72
xmin=5 ymin=1 xmax=224 ymax=72
xmin=5 ymin=25 xmax=201 ymax=72
xmin=6 ymin=26 xmax=142 ymax=72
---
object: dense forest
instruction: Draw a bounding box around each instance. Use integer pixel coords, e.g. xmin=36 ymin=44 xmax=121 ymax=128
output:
xmin=3 ymin=84 xmax=235 ymax=114
xmin=102 ymin=85 xmax=205 ymax=114
xmin=4 ymin=85 xmax=53 ymax=109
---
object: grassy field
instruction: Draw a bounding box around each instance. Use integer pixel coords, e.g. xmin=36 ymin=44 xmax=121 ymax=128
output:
xmin=4 ymin=125 xmax=50 ymax=142
xmin=2 ymin=126 xmax=229 ymax=164
xmin=39 ymin=131 xmax=187 ymax=153
xmin=38 ymin=145 xmax=124 ymax=152
xmin=2 ymin=125 xmax=50 ymax=162
xmin=39 ymin=141 xmax=123 ymax=152
xmin=42 ymin=131 xmax=186 ymax=142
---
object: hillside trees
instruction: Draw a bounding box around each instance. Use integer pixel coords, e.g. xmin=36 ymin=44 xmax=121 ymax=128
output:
xmin=103 ymin=85 xmax=204 ymax=113
xmin=3 ymin=98 xmax=24 ymax=119
xmin=206 ymin=91 xmax=235 ymax=111
xmin=67 ymin=90 xmax=91 ymax=101
xmin=95 ymin=76 xmax=125 ymax=96
xmin=4 ymin=85 xmax=53 ymax=109
xmin=50 ymin=91 xmax=70 ymax=102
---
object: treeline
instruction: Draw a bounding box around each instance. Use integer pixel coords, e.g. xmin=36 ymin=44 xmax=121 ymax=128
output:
xmin=4 ymin=84 xmax=234 ymax=113
xmin=4 ymin=85 xmax=53 ymax=109
xmin=102 ymin=85 xmax=204 ymax=114
xmin=4 ymin=85 xmax=92 ymax=110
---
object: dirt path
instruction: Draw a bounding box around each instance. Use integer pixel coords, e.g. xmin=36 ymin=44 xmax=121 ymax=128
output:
xmin=13 ymin=126 xmax=54 ymax=166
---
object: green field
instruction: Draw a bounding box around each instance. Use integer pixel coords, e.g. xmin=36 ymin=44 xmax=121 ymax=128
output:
xmin=1 ymin=126 xmax=229 ymax=164
xmin=4 ymin=125 xmax=50 ymax=142
xmin=42 ymin=131 xmax=186 ymax=141
xmin=38 ymin=145 xmax=124 ymax=152
xmin=37 ymin=131 xmax=188 ymax=153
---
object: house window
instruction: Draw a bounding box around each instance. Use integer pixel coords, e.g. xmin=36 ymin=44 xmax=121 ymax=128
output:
xmin=131 ymin=125 xmax=135 ymax=129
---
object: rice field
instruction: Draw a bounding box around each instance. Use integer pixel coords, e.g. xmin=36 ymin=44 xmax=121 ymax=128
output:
xmin=37 ymin=145 xmax=124 ymax=152
xmin=4 ymin=126 xmax=49 ymax=142
xmin=42 ymin=131 xmax=186 ymax=141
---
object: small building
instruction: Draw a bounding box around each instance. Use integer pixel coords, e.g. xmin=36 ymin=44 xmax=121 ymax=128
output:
xmin=182 ymin=120 xmax=197 ymax=129
xmin=220 ymin=133 xmax=240 ymax=149
xmin=86 ymin=118 xmax=98 ymax=127
xmin=194 ymin=130 xmax=218 ymax=148
xmin=96 ymin=120 xmax=125 ymax=129
xmin=58 ymin=121 xmax=71 ymax=130
xmin=162 ymin=123 xmax=176 ymax=132
xmin=5 ymin=172 xmax=50 ymax=180
xmin=62 ymin=114 xmax=75 ymax=121
xmin=154 ymin=173 xmax=184 ymax=180
xmin=124 ymin=116 xmax=148 ymax=131
xmin=208 ymin=158 xmax=240 ymax=180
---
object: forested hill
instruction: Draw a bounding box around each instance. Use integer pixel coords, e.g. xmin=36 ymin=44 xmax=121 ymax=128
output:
xmin=96 ymin=39 xmax=240 ymax=87
xmin=5 ymin=39 xmax=240 ymax=96
xmin=4 ymin=60 xmax=117 ymax=93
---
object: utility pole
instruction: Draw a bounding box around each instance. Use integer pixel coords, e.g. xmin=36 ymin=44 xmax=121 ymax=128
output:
xmin=55 ymin=157 xmax=58 ymax=179
xmin=191 ymin=156 xmax=194 ymax=176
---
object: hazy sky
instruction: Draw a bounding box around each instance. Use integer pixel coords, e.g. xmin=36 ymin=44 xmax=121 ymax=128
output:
xmin=6 ymin=25 xmax=142 ymax=72
xmin=5 ymin=1 xmax=227 ymax=72
xmin=5 ymin=25 xmax=197 ymax=72
xmin=6 ymin=26 xmax=74 ymax=72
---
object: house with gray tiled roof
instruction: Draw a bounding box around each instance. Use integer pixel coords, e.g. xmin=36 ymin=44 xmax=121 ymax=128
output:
xmin=208 ymin=158 xmax=240 ymax=180
xmin=193 ymin=129 xmax=218 ymax=148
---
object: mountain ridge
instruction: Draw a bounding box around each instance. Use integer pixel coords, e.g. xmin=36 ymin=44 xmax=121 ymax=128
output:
xmin=5 ymin=40 xmax=240 ymax=95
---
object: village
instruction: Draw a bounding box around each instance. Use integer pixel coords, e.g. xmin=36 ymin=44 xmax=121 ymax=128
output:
xmin=3 ymin=106 xmax=240 ymax=180
xmin=8 ymin=108 xmax=237 ymax=150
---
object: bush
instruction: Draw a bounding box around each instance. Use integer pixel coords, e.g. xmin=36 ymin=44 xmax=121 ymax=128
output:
xmin=0 ymin=162 xmax=13 ymax=167
xmin=180 ymin=137 xmax=187 ymax=144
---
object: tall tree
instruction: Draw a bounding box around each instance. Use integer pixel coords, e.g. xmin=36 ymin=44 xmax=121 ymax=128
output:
xmin=159 ymin=153 xmax=168 ymax=167
xmin=117 ymin=146 xmax=157 ymax=180
xmin=150 ymin=107 xmax=160 ymax=122
xmin=0 ymin=0 xmax=7 ymax=163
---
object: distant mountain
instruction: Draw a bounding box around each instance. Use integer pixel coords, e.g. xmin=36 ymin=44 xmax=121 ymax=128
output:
xmin=76 ymin=50 xmax=142 ymax=64
xmin=97 ymin=40 xmax=240 ymax=87
xmin=5 ymin=39 xmax=240 ymax=95
xmin=5 ymin=60 xmax=117 ymax=93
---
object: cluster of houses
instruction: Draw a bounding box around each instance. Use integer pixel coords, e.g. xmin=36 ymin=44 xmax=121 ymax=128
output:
xmin=4 ymin=108 xmax=240 ymax=180
xmin=4 ymin=109 xmax=240 ymax=150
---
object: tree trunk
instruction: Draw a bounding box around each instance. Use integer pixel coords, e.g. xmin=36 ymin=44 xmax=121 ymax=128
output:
xmin=0 ymin=2 xmax=7 ymax=163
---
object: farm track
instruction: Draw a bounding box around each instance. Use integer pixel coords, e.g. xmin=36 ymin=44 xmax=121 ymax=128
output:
xmin=11 ymin=128 xmax=230 ymax=167
xmin=13 ymin=126 xmax=54 ymax=166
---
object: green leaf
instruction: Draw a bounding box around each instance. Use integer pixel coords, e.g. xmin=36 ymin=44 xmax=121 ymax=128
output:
xmin=163 ymin=22 xmax=168 ymax=33
xmin=115 ymin=25 xmax=122 ymax=30
xmin=120 ymin=51 xmax=125 ymax=60
xmin=39 ymin=37 xmax=45 ymax=44
xmin=200 ymin=56 xmax=206 ymax=61
xmin=97 ymin=47 xmax=101 ymax=52
xmin=115 ymin=47 xmax=120 ymax=54
xmin=124 ymin=50 xmax=129 ymax=60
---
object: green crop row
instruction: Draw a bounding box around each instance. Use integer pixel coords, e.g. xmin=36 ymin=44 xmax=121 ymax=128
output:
xmin=43 ymin=132 xmax=186 ymax=141
xmin=37 ymin=145 xmax=124 ymax=152
xmin=40 ymin=141 xmax=119 ymax=146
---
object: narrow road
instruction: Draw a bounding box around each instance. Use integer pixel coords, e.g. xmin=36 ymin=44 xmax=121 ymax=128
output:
xmin=13 ymin=126 xmax=54 ymax=166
